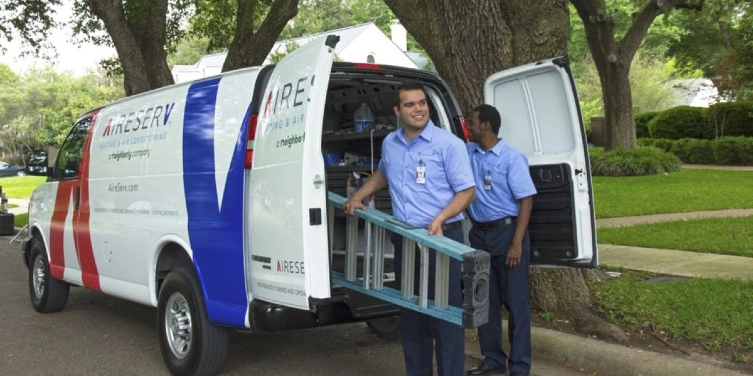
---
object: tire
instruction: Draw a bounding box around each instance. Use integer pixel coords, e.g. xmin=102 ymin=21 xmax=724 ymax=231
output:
xmin=28 ymin=237 xmax=69 ymax=313
xmin=158 ymin=268 xmax=229 ymax=376
xmin=16 ymin=170 xmax=26 ymax=176
xmin=366 ymin=316 xmax=401 ymax=340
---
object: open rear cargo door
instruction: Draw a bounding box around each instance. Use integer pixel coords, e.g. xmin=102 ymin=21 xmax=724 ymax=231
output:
xmin=249 ymin=36 xmax=338 ymax=310
xmin=485 ymin=57 xmax=597 ymax=267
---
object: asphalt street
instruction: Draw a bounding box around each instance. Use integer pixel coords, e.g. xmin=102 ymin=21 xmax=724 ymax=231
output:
xmin=0 ymin=231 xmax=589 ymax=376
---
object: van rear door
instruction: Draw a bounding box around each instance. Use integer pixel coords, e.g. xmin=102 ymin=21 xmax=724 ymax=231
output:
xmin=485 ymin=57 xmax=597 ymax=267
xmin=249 ymin=36 xmax=338 ymax=310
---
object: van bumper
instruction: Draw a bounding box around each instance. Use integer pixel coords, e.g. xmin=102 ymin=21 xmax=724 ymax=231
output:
xmin=247 ymin=287 xmax=399 ymax=332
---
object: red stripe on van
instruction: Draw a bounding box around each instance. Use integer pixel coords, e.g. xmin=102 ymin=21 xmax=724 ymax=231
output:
xmin=74 ymin=111 xmax=100 ymax=291
xmin=49 ymin=184 xmax=73 ymax=280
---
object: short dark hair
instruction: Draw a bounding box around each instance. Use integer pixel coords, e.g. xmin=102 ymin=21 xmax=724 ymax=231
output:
xmin=394 ymin=82 xmax=427 ymax=107
xmin=473 ymin=104 xmax=501 ymax=135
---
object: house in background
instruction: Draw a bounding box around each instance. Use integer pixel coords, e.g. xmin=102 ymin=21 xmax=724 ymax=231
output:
xmin=669 ymin=78 xmax=724 ymax=108
xmin=172 ymin=21 xmax=421 ymax=84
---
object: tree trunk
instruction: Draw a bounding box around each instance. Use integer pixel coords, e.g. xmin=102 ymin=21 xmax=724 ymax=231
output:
xmin=87 ymin=0 xmax=174 ymax=96
xmin=598 ymin=60 xmax=636 ymax=150
xmin=384 ymin=0 xmax=602 ymax=319
xmin=383 ymin=0 xmax=569 ymax=113
xmin=570 ymin=0 xmax=705 ymax=150
xmin=222 ymin=0 xmax=299 ymax=72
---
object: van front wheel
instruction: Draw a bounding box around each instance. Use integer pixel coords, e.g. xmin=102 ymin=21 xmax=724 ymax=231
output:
xmin=158 ymin=268 xmax=229 ymax=376
xmin=28 ymin=238 xmax=69 ymax=313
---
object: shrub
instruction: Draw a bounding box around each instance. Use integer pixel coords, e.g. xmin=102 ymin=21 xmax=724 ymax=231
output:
xmin=589 ymin=147 xmax=682 ymax=176
xmin=713 ymin=137 xmax=753 ymax=165
xmin=670 ymin=138 xmax=715 ymax=164
xmin=648 ymin=106 xmax=712 ymax=140
xmin=634 ymin=111 xmax=661 ymax=139
xmin=637 ymin=138 xmax=674 ymax=152
xmin=708 ymin=101 xmax=753 ymax=138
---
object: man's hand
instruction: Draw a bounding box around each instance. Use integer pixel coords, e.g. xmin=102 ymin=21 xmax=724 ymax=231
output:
xmin=344 ymin=198 xmax=366 ymax=216
xmin=427 ymin=218 xmax=444 ymax=236
xmin=506 ymin=242 xmax=522 ymax=269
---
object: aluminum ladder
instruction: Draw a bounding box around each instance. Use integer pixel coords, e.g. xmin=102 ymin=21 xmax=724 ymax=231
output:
xmin=327 ymin=191 xmax=489 ymax=328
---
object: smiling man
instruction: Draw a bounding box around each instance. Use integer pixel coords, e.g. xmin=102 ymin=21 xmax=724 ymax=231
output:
xmin=344 ymin=83 xmax=475 ymax=375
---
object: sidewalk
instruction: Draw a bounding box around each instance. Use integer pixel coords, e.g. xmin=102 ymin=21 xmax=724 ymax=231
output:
xmin=5 ymin=198 xmax=29 ymax=216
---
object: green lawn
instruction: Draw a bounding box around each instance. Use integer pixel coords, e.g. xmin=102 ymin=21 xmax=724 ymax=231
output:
xmin=0 ymin=176 xmax=46 ymax=198
xmin=595 ymin=269 xmax=753 ymax=352
xmin=593 ymin=169 xmax=753 ymax=219
xmin=14 ymin=213 xmax=27 ymax=228
xmin=597 ymin=216 xmax=753 ymax=257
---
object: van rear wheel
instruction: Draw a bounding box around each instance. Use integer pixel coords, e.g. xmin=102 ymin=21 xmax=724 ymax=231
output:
xmin=28 ymin=238 xmax=69 ymax=313
xmin=158 ymin=268 xmax=229 ymax=376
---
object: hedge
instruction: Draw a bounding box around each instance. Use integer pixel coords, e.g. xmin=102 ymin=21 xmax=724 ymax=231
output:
xmin=647 ymin=105 xmax=712 ymax=140
xmin=634 ymin=111 xmax=661 ymax=139
xmin=589 ymin=147 xmax=681 ymax=176
xmin=638 ymin=136 xmax=753 ymax=165
xmin=707 ymin=101 xmax=753 ymax=138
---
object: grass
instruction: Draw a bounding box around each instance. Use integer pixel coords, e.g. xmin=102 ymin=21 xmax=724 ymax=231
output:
xmin=593 ymin=169 xmax=753 ymax=219
xmin=597 ymin=216 xmax=753 ymax=257
xmin=594 ymin=269 xmax=753 ymax=351
xmin=14 ymin=213 xmax=27 ymax=228
xmin=0 ymin=176 xmax=46 ymax=198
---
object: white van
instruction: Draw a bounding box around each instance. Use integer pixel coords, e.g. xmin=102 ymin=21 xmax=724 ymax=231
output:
xmin=22 ymin=35 xmax=596 ymax=376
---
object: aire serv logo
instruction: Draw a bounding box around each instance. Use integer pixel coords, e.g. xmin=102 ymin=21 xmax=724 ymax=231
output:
xmin=101 ymin=102 xmax=176 ymax=137
xmin=277 ymin=260 xmax=305 ymax=274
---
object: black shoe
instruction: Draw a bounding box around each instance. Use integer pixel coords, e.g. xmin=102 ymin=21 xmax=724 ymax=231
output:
xmin=509 ymin=372 xmax=529 ymax=376
xmin=467 ymin=362 xmax=507 ymax=376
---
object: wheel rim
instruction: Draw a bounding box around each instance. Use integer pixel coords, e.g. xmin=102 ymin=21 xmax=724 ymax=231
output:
xmin=32 ymin=255 xmax=46 ymax=298
xmin=164 ymin=292 xmax=193 ymax=359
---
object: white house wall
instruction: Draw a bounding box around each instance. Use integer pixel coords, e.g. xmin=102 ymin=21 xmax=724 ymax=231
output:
xmin=339 ymin=26 xmax=418 ymax=68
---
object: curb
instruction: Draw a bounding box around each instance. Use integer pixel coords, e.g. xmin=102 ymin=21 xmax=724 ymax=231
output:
xmin=466 ymin=324 xmax=745 ymax=376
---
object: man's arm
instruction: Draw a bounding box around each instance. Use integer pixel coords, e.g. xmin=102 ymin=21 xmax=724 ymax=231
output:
xmin=343 ymin=170 xmax=388 ymax=215
xmin=506 ymin=195 xmax=533 ymax=268
xmin=428 ymin=186 xmax=476 ymax=235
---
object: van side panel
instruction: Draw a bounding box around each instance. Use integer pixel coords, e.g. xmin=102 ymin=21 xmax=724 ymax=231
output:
xmin=182 ymin=77 xmax=252 ymax=327
xmin=88 ymin=85 xmax=190 ymax=304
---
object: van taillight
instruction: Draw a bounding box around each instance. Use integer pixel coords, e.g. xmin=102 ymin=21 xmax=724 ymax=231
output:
xmin=458 ymin=116 xmax=470 ymax=142
xmin=245 ymin=114 xmax=258 ymax=169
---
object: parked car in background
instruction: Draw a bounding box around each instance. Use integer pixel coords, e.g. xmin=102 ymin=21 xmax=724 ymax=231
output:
xmin=26 ymin=150 xmax=48 ymax=176
xmin=0 ymin=161 xmax=26 ymax=177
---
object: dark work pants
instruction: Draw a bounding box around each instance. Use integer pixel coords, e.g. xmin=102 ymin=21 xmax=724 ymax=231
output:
xmin=469 ymin=223 xmax=532 ymax=374
xmin=391 ymin=226 xmax=464 ymax=376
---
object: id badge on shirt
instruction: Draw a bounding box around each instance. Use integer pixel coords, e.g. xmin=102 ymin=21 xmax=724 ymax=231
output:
xmin=483 ymin=170 xmax=492 ymax=190
xmin=416 ymin=165 xmax=426 ymax=184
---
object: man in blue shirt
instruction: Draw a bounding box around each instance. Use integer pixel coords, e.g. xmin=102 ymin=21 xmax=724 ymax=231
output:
xmin=465 ymin=104 xmax=536 ymax=376
xmin=344 ymin=83 xmax=475 ymax=376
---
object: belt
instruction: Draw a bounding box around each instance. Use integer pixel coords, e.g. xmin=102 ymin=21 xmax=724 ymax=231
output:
xmin=471 ymin=217 xmax=515 ymax=230
xmin=442 ymin=221 xmax=462 ymax=231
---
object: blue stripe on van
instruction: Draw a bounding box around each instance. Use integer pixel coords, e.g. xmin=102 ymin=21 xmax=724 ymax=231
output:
xmin=183 ymin=77 xmax=251 ymax=327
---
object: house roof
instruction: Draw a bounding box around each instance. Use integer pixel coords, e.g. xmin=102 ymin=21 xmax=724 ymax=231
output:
xmin=281 ymin=23 xmax=372 ymax=55
xmin=190 ymin=23 xmax=373 ymax=70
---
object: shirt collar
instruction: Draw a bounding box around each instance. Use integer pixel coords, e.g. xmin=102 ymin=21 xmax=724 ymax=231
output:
xmin=472 ymin=138 xmax=507 ymax=156
xmin=397 ymin=119 xmax=436 ymax=145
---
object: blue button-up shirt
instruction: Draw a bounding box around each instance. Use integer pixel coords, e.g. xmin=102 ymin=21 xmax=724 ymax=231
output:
xmin=378 ymin=121 xmax=475 ymax=227
xmin=467 ymin=139 xmax=537 ymax=222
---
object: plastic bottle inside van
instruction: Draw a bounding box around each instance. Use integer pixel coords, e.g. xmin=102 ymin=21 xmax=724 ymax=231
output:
xmin=354 ymin=102 xmax=374 ymax=132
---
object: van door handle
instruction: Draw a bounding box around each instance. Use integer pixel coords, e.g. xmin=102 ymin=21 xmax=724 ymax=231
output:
xmin=313 ymin=174 xmax=325 ymax=189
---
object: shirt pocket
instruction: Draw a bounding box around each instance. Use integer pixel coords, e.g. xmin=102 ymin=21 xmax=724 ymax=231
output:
xmin=416 ymin=151 xmax=446 ymax=184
